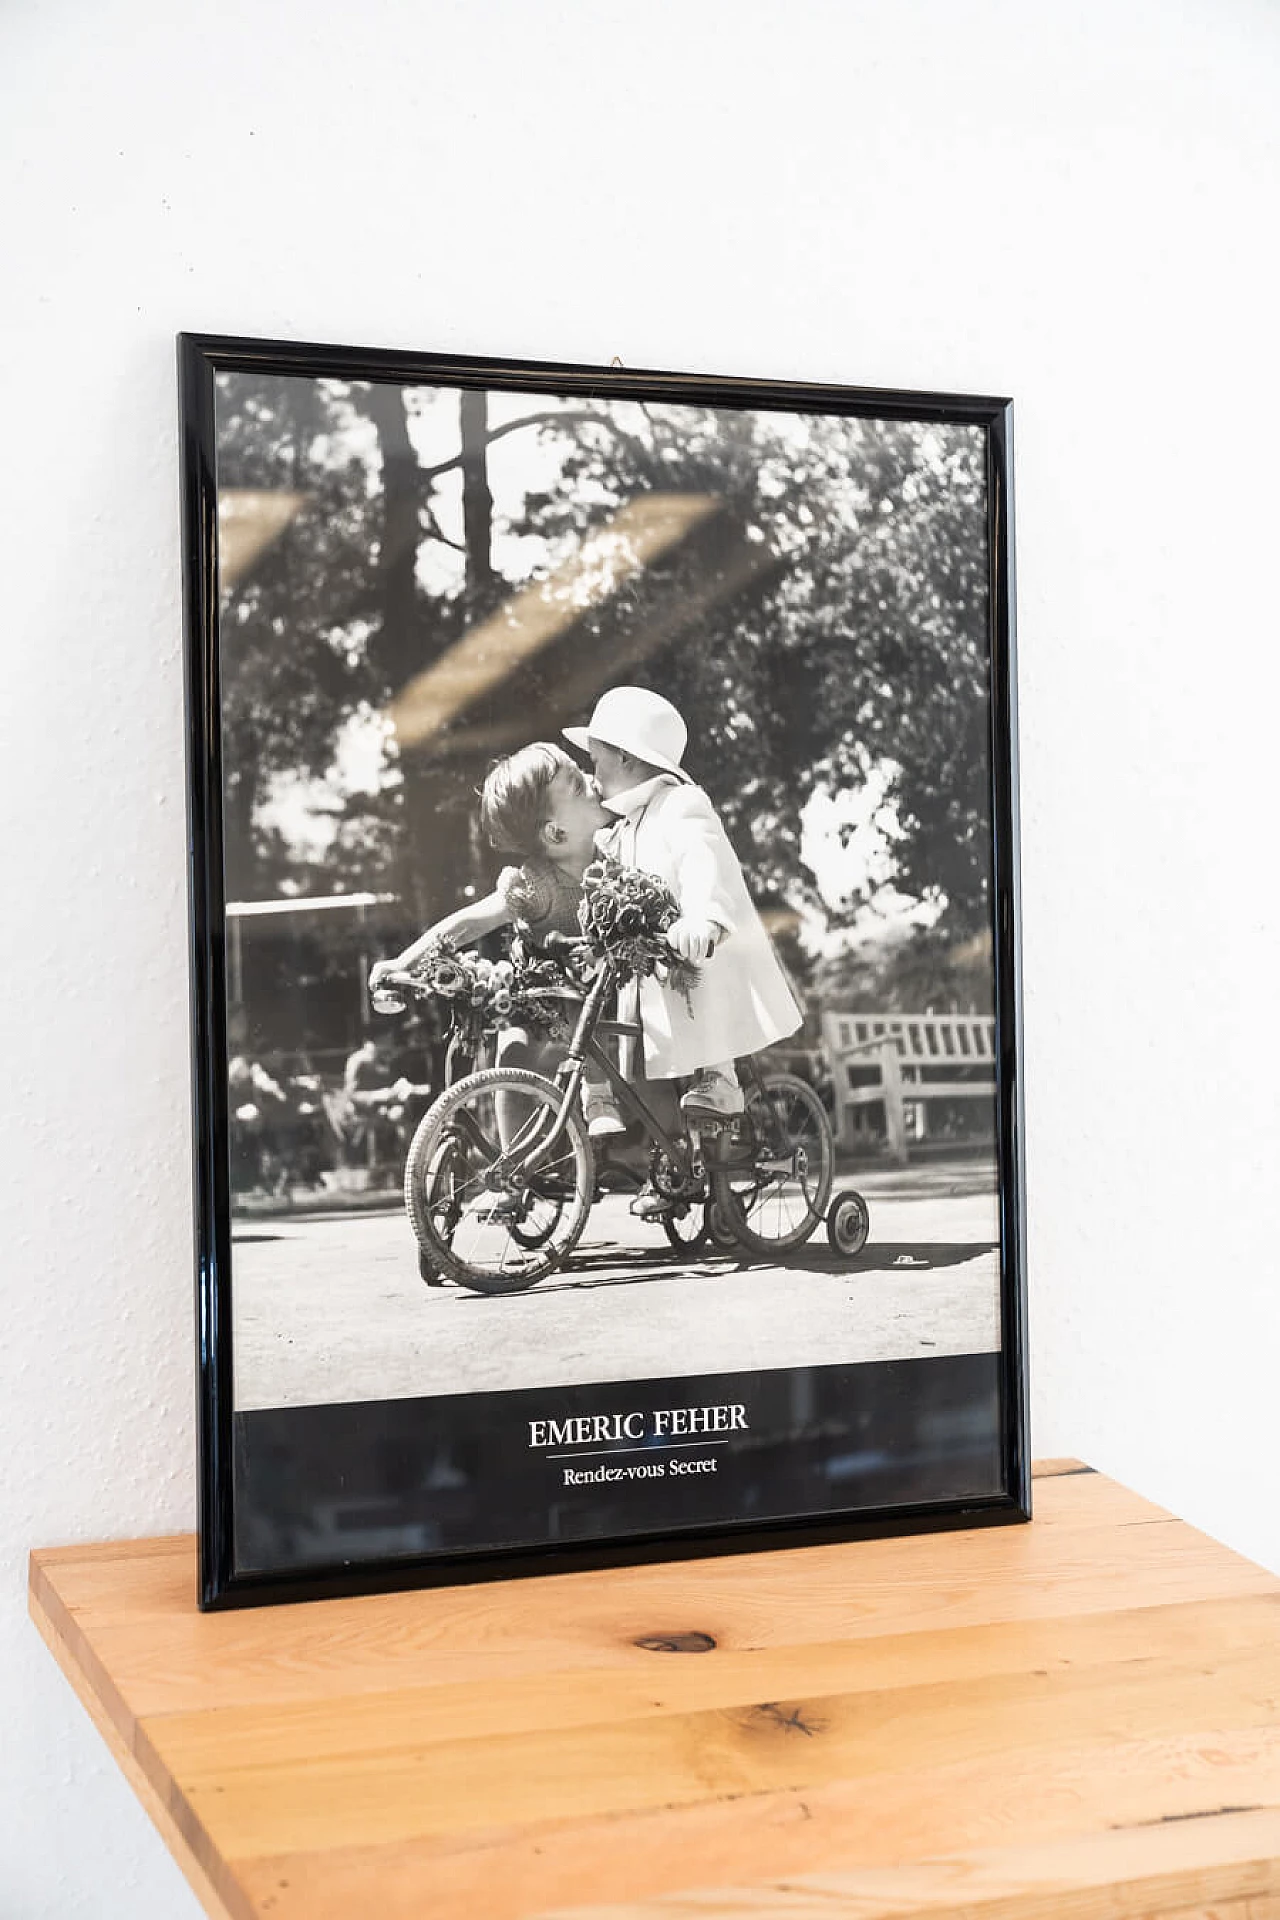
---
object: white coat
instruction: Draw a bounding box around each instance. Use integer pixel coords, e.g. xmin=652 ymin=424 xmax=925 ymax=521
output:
xmin=598 ymin=775 xmax=803 ymax=1079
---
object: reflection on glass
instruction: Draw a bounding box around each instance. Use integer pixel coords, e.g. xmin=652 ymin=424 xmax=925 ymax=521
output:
xmin=212 ymin=372 xmax=1003 ymax=1507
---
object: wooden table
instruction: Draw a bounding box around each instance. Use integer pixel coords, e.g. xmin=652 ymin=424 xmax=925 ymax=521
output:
xmin=29 ymin=1462 xmax=1280 ymax=1920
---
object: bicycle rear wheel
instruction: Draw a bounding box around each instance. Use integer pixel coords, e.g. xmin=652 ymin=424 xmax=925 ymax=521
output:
xmin=709 ymin=1071 xmax=834 ymax=1255
xmin=403 ymin=1068 xmax=593 ymax=1293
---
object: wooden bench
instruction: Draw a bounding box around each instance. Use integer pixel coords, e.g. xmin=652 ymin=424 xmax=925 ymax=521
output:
xmin=821 ymin=1010 xmax=997 ymax=1160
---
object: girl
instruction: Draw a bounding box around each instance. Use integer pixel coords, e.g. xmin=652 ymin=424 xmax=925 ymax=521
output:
xmin=564 ymin=686 xmax=802 ymax=1126
xmin=369 ymin=743 xmax=624 ymax=1138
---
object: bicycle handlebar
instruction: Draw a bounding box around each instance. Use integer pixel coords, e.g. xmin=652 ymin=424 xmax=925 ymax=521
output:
xmin=374 ymin=968 xmax=429 ymax=994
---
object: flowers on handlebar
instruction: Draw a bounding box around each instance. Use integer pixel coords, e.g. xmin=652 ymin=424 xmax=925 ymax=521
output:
xmin=427 ymin=953 xmax=468 ymax=997
xmin=577 ymin=857 xmax=699 ymax=1011
xmin=390 ymin=938 xmax=584 ymax=1036
xmin=375 ymin=863 xmax=700 ymax=1033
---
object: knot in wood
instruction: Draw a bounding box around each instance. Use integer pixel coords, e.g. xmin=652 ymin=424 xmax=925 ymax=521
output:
xmin=633 ymin=1631 xmax=717 ymax=1654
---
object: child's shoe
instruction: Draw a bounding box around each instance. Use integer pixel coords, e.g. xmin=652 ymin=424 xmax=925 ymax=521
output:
xmin=584 ymin=1090 xmax=627 ymax=1139
xmin=680 ymin=1070 xmax=745 ymax=1118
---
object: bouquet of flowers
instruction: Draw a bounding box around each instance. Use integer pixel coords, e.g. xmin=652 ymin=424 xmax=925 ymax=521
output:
xmin=577 ymin=856 xmax=699 ymax=1011
xmin=406 ymin=938 xmax=584 ymax=1035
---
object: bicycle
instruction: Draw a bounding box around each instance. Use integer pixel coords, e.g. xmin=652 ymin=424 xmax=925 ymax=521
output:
xmin=378 ymin=948 xmax=871 ymax=1296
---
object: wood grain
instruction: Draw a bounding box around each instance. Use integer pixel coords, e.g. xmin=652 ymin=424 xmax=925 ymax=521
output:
xmin=29 ymin=1465 xmax=1280 ymax=1920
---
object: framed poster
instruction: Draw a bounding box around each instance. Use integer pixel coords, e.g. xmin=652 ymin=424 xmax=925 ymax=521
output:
xmin=179 ymin=331 xmax=1027 ymax=1609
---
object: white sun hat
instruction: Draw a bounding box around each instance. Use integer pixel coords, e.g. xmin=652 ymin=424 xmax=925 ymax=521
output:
xmin=563 ymin=686 xmax=691 ymax=782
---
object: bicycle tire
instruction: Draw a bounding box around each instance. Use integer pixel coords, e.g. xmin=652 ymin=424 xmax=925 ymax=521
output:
xmin=709 ymin=1071 xmax=835 ymax=1256
xmin=403 ymin=1067 xmax=594 ymax=1293
xmin=660 ymin=1202 xmax=711 ymax=1255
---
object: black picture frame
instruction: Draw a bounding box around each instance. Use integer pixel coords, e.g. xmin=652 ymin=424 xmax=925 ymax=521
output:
xmin=179 ymin=331 xmax=1028 ymax=1610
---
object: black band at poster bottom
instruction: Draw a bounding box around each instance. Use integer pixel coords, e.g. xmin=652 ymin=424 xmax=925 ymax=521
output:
xmin=226 ymin=1351 xmax=1012 ymax=1599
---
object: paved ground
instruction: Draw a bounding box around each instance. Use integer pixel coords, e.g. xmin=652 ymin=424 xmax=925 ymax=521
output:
xmin=231 ymin=1160 xmax=1003 ymax=1411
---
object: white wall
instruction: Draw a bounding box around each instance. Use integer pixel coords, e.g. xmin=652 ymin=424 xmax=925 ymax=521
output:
xmin=3 ymin=0 xmax=1278 ymax=1911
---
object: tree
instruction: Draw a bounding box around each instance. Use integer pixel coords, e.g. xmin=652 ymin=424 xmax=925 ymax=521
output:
xmin=214 ymin=373 xmax=387 ymax=898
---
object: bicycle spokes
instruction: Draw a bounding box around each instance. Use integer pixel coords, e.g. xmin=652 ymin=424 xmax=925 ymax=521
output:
xmin=709 ymin=1073 xmax=835 ymax=1254
xmin=403 ymin=1068 xmax=593 ymax=1293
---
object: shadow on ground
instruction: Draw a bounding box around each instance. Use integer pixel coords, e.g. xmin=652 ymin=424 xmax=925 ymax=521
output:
xmin=447 ymin=1237 xmax=1000 ymax=1299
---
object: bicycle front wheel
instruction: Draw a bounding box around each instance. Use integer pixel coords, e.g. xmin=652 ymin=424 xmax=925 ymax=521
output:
xmin=403 ymin=1068 xmax=594 ymax=1293
xmin=709 ymin=1071 xmax=834 ymax=1255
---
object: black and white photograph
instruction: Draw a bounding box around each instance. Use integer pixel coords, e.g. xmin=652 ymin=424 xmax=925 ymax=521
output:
xmin=182 ymin=335 xmax=1027 ymax=1605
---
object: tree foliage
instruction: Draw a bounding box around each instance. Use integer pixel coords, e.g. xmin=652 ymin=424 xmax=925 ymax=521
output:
xmin=516 ymin=402 xmax=992 ymax=936
xmin=215 ymin=376 xmax=994 ymax=977
xmin=214 ymin=374 xmax=387 ymax=897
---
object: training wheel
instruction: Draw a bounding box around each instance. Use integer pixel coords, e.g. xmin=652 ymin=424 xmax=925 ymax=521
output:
xmin=826 ymin=1190 xmax=870 ymax=1258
